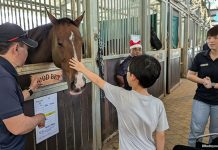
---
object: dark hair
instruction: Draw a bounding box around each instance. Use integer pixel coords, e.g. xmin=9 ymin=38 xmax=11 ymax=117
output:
xmin=129 ymin=54 xmax=161 ymax=88
xmin=0 ymin=42 xmax=24 ymax=55
xmin=207 ymin=25 xmax=218 ymax=37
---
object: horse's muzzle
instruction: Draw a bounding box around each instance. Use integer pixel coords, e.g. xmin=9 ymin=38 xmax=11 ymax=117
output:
xmin=69 ymin=73 xmax=86 ymax=95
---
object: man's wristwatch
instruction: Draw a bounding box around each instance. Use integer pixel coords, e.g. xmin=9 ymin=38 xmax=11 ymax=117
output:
xmin=27 ymin=88 xmax=33 ymax=96
xmin=211 ymin=82 xmax=216 ymax=89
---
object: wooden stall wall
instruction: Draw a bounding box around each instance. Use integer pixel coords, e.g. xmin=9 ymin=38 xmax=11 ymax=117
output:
xmin=167 ymin=49 xmax=181 ymax=93
xmin=23 ymin=83 xmax=93 ymax=150
xmin=148 ymin=61 xmax=165 ymax=98
xmin=101 ymin=58 xmax=120 ymax=141
xmin=187 ymin=48 xmax=193 ymax=71
xmin=147 ymin=51 xmax=166 ymax=98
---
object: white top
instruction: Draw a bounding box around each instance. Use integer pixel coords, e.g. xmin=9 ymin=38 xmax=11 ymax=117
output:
xmin=103 ymin=82 xmax=169 ymax=150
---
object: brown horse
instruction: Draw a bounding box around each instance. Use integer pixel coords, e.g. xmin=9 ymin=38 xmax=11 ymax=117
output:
xmin=26 ymin=10 xmax=86 ymax=95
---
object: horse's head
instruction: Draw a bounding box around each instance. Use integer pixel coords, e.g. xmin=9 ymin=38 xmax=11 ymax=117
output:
xmin=47 ymin=10 xmax=86 ymax=95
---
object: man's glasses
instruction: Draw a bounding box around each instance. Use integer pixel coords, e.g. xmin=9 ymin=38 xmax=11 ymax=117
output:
xmin=7 ymin=33 xmax=28 ymax=42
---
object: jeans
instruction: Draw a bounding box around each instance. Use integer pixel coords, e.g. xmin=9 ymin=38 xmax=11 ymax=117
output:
xmin=188 ymin=100 xmax=218 ymax=147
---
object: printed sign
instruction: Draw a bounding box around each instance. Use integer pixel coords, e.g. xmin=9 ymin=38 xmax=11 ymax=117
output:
xmin=34 ymin=93 xmax=59 ymax=144
xmin=31 ymin=70 xmax=63 ymax=87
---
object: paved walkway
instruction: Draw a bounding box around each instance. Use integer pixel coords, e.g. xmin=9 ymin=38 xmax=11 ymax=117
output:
xmin=102 ymin=79 xmax=210 ymax=150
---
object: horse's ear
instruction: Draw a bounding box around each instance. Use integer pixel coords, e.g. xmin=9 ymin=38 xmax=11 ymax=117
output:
xmin=45 ymin=7 xmax=58 ymax=24
xmin=73 ymin=11 xmax=85 ymax=27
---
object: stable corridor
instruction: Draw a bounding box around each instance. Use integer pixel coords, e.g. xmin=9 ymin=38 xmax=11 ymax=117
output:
xmin=102 ymin=79 xmax=210 ymax=150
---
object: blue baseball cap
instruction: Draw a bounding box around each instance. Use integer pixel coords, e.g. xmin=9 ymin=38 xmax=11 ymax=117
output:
xmin=0 ymin=22 xmax=38 ymax=48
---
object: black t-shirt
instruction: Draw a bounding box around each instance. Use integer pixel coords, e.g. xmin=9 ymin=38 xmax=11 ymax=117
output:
xmin=0 ymin=57 xmax=25 ymax=150
xmin=116 ymin=56 xmax=132 ymax=90
xmin=189 ymin=50 xmax=218 ymax=105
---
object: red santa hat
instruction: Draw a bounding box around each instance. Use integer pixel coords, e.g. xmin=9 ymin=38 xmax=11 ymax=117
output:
xmin=129 ymin=35 xmax=142 ymax=49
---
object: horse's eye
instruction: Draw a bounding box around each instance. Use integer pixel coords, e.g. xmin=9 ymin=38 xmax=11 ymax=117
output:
xmin=58 ymin=42 xmax=63 ymax=47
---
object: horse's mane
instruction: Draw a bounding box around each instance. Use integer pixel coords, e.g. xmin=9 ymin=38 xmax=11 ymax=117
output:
xmin=27 ymin=18 xmax=76 ymax=43
xmin=27 ymin=23 xmax=53 ymax=44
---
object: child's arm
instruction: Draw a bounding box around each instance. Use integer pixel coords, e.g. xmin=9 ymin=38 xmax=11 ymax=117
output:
xmin=69 ymin=58 xmax=106 ymax=89
xmin=155 ymin=131 xmax=165 ymax=150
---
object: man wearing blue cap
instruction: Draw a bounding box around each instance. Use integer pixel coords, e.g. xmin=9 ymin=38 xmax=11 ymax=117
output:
xmin=0 ymin=23 xmax=45 ymax=150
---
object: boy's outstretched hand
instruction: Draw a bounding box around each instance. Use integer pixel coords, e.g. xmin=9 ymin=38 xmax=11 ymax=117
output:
xmin=69 ymin=58 xmax=105 ymax=89
xmin=69 ymin=58 xmax=86 ymax=73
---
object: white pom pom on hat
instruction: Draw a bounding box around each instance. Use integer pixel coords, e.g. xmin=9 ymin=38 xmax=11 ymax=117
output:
xmin=129 ymin=34 xmax=142 ymax=49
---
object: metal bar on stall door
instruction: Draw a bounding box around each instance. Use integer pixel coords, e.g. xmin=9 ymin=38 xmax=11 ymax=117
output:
xmin=54 ymin=0 xmax=57 ymax=17
xmin=138 ymin=0 xmax=140 ymax=34
xmin=107 ymin=0 xmax=111 ymax=55
xmin=106 ymin=0 xmax=109 ymax=56
xmin=124 ymin=0 xmax=127 ymax=54
xmin=111 ymin=0 xmax=114 ymax=55
xmin=0 ymin=0 xmax=2 ymax=24
xmin=102 ymin=0 xmax=105 ymax=56
xmin=2 ymin=0 xmax=6 ymax=23
xmin=122 ymin=0 xmax=125 ymax=54
xmin=30 ymin=0 xmax=34 ymax=28
xmin=39 ymin=0 xmax=42 ymax=25
xmin=17 ymin=0 xmax=22 ymax=26
xmin=135 ymin=0 xmax=137 ymax=34
xmin=64 ymin=0 xmax=67 ymax=17
xmin=8 ymin=0 xmax=13 ymax=23
xmin=118 ymin=0 xmax=124 ymax=54
xmin=134 ymin=0 xmax=136 ymax=34
xmin=98 ymin=0 xmax=102 ymax=56
xmin=133 ymin=0 xmax=135 ymax=33
xmin=103 ymin=0 xmax=107 ymax=55
xmin=113 ymin=0 xmax=116 ymax=55
xmin=14 ymin=0 xmax=18 ymax=24
xmin=119 ymin=0 xmax=122 ymax=54
xmin=116 ymin=0 xmax=119 ymax=55
xmin=127 ymin=0 xmax=131 ymax=53
xmin=34 ymin=0 xmax=38 ymax=26
xmin=21 ymin=0 xmax=26 ymax=29
xmin=121 ymin=0 xmax=124 ymax=54
xmin=125 ymin=0 xmax=128 ymax=54
xmin=118 ymin=0 xmax=121 ymax=54
xmin=27 ymin=1 xmax=31 ymax=29
xmin=104 ymin=0 xmax=107 ymax=56
xmin=131 ymin=0 xmax=133 ymax=35
xmin=43 ymin=0 xmax=46 ymax=24
xmin=59 ymin=0 xmax=62 ymax=17
xmin=110 ymin=0 xmax=113 ymax=55
xmin=114 ymin=0 xmax=116 ymax=55
xmin=104 ymin=0 xmax=110 ymax=56
xmin=82 ymin=0 xmax=88 ymax=58
xmin=5 ymin=0 xmax=9 ymax=22
xmin=77 ymin=0 xmax=80 ymax=18
xmin=72 ymin=0 xmax=76 ymax=18
xmin=48 ymin=0 xmax=51 ymax=23
xmin=70 ymin=0 xmax=73 ymax=18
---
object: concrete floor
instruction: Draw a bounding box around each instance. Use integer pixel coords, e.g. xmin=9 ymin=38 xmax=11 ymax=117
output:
xmin=102 ymin=79 xmax=210 ymax=150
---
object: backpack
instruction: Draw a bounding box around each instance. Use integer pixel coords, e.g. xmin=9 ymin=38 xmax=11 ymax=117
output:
xmin=150 ymin=29 xmax=162 ymax=50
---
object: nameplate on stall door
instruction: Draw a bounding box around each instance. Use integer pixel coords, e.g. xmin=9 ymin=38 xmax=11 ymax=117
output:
xmin=32 ymin=70 xmax=63 ymax=86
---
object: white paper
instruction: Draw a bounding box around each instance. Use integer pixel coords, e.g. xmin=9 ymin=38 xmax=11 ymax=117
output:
xmin=34 ymin=93 xmax=59 ymax=144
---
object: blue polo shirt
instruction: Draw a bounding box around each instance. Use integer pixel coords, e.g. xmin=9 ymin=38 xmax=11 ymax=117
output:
xmin=0 ymin=56 xmax=25 ymax=150
xmin=189 ymin=49 xmax=218 ymax=105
